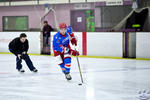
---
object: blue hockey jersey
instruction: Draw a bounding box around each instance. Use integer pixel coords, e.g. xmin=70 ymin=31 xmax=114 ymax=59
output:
xmin=53 ymin=31 xmax=71 ymax=55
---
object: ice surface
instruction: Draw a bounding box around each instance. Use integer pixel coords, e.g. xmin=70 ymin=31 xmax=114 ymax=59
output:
xmin=0 ymin=54 xmax=150 ymax=100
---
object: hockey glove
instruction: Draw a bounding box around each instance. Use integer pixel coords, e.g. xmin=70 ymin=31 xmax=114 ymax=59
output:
xmin=69 ymin=49 xmax=79 ymax=56
xmin=71 ymin=37 xmax=77 ymax=46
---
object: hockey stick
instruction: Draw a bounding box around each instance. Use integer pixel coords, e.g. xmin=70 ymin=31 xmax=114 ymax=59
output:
xmin=67 ymin=32 xmax=84 ymax=84
xmin=74 ymin=46 xmax=84 ymax=84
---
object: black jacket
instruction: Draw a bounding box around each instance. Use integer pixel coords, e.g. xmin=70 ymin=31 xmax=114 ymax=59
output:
xmin=43 ymin=24 xmax=53 ymax=37
xmin=8 ymin=37 xmax=29 ymax=56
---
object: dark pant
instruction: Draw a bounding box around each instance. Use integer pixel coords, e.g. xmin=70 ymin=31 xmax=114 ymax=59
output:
xmin=16 ymin=54 xmax=35 ymax=71
xmin=44 ymin=34 xmax=50 ymax=45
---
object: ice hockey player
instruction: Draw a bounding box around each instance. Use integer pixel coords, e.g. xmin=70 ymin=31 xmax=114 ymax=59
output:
xmin=8 ymin=33 xmax=38 ymax=73
xmin=53 ymin=23 xmax=79 ymax=80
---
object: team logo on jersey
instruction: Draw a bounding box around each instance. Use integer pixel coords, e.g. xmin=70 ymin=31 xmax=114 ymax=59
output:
xmin=62 ymin=36 xmax=69 ymax=44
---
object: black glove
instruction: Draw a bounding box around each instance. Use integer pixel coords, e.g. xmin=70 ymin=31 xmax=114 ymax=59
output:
xmin=21 ymin=54 xmax=27 ymax=59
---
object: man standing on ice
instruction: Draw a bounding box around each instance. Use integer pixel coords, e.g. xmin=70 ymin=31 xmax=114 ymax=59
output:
xmin=8 ymin=33 xmax=38 ymax=73
xmin=53 ymin=23 xmax=79 ymax=80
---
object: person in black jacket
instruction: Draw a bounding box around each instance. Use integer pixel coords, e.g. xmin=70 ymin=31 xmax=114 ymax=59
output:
xmin=43 ymin=21 xmax=53 ymax=45
xmin=8 ymin=33 xmax=38 ymax=73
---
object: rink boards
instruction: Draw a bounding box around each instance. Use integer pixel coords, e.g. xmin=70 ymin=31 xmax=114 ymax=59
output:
xmin=0 ymin=32 xmax=150 ymax=58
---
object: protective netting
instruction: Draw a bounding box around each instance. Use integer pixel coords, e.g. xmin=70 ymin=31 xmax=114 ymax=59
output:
xmin=113 ymin=7 xmax=150 ymax=32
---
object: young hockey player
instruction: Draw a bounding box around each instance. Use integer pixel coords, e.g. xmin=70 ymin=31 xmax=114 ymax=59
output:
xmin=8 ymin=33 xmax=38 ymax=73
xmin=53 ymin=23 xmax=79 ymax=80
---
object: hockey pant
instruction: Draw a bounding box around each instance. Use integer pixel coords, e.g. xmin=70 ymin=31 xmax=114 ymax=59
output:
xmin=56 ymin=53 xmax=71 ymax=74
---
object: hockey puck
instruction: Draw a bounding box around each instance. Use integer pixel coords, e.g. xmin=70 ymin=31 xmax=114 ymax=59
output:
xmin=78 ymin=83 xmax=82 ymax=85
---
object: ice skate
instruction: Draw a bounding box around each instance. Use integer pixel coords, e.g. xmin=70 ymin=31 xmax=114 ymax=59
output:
xmin=32 ymin=69 xmax=38 ymax=73
xmin=18 ymin=68 xmax=25 ymax=73
xmin=65 ymin=72 xmax=72 ymax=80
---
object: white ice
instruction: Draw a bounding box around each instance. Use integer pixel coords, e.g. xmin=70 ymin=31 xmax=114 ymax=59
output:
xmin=0 ymin=54 xmax=150 ymax=100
